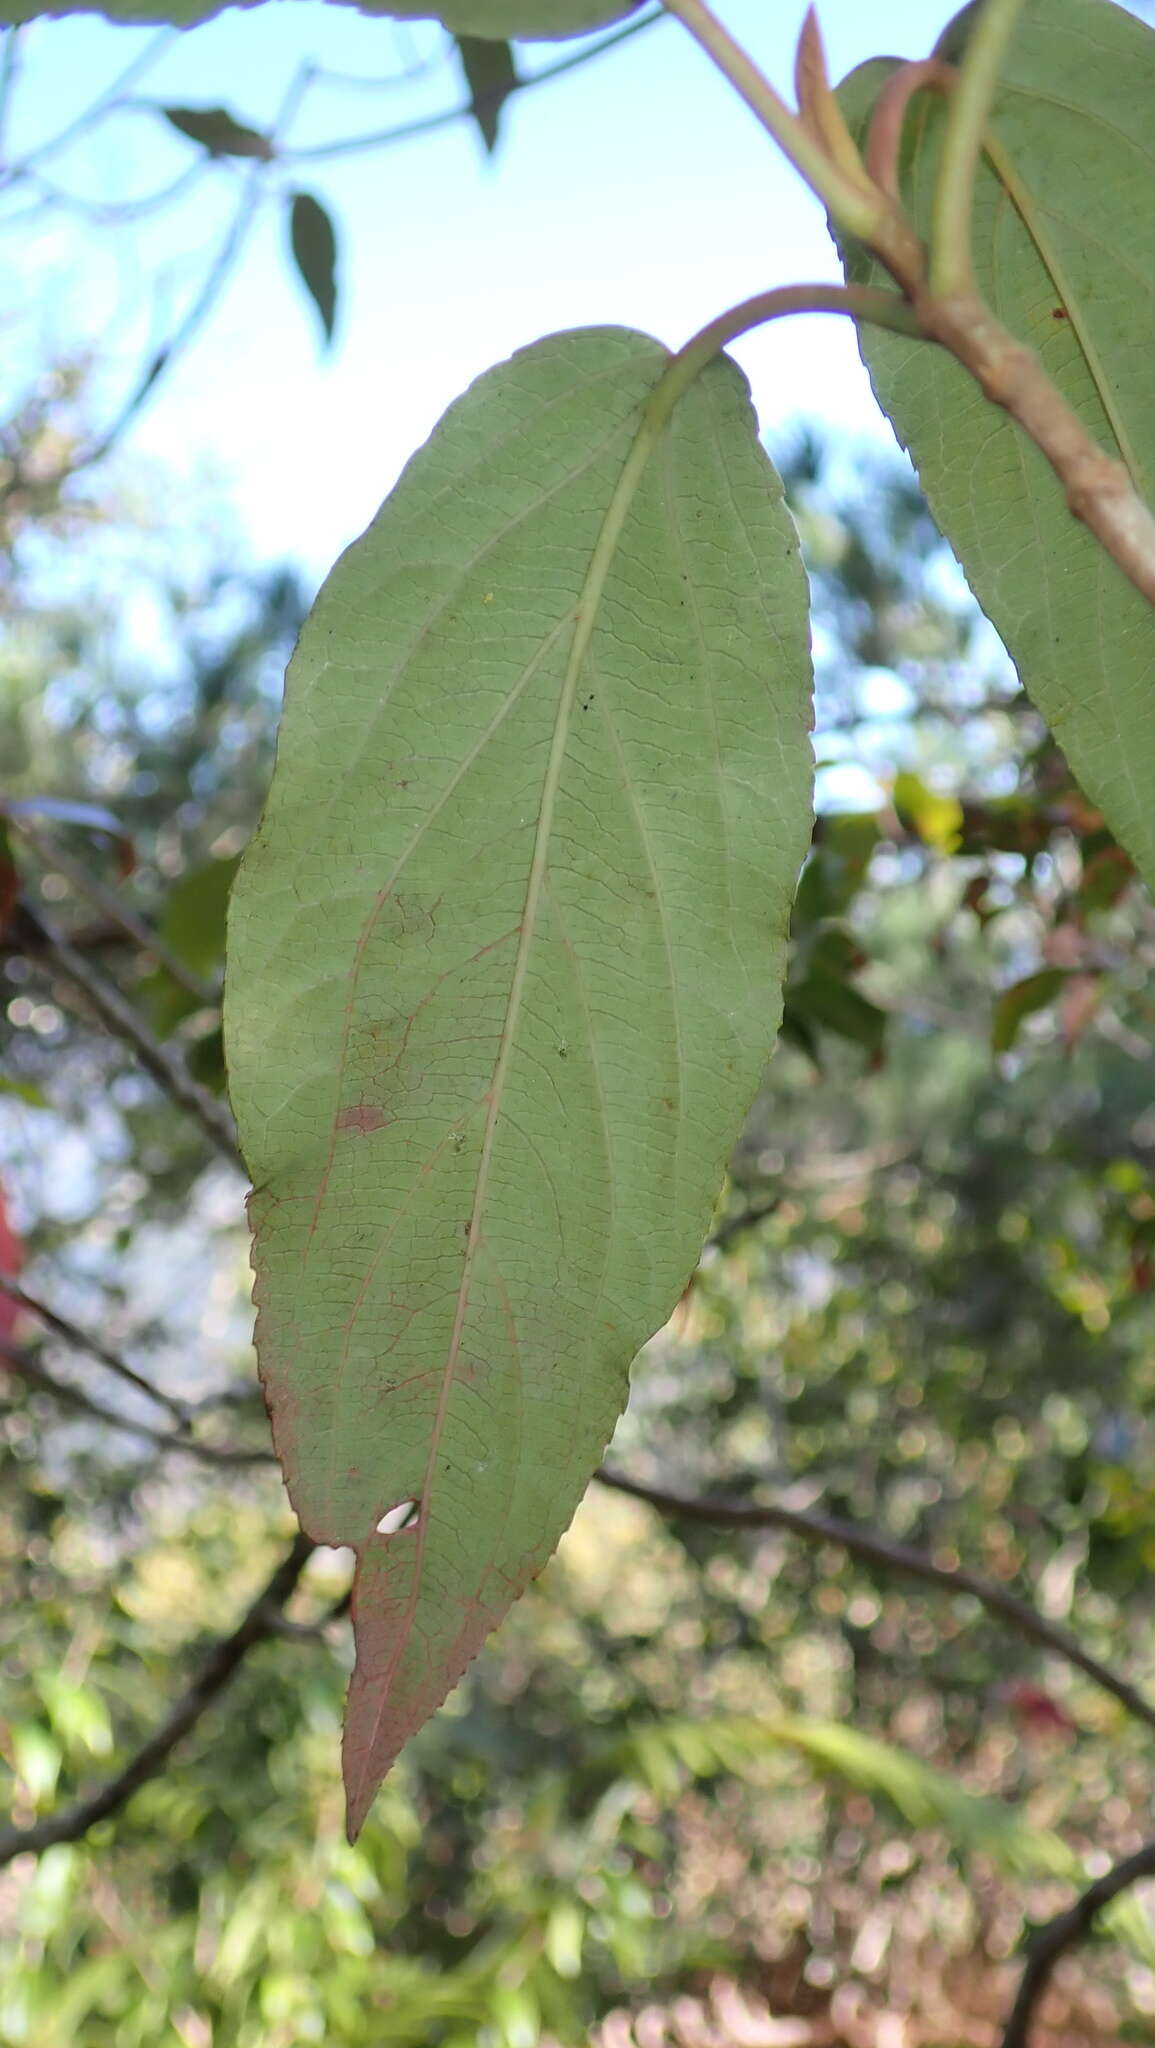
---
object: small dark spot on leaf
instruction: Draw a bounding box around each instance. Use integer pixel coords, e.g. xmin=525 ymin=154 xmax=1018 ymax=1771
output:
xmin=1052 ymin=307 xmax=1068 ymax=320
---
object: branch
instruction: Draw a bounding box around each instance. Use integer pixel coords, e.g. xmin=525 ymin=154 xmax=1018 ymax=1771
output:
xmin=0 ymin=1534 xmax=315 ymax=1868
xmin=0 ymin=1277 xmax=193 ymax=1426
xmin=288 ymin=9 xmax=664 ymax=162
xmin=596 ymin=1468 xmax=1155 ymax=1738
xmin=11 ymin=818 xmax=217 ymax=1004
xmin=0 ymin=1338 xmax=274 ymax=1468
xmin=15 ymin=900 xmax=240 ymax=1168
xmin=1001 ymin=1837 xmax=1155 ymax=2048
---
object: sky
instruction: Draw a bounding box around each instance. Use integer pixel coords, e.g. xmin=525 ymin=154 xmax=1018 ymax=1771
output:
xmin=3 ymin=1 xmax=966 ymax=579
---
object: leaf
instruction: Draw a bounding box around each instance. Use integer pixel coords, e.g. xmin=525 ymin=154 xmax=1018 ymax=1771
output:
xmin=991 ymin=968 xmax=1067 ymax=1054
xmin=893 ymin=770 xmax=962 ymax=854
xmin=0 ymin=0 xmax=638 ymax=33
xmin=288 ymin=193 xmax=338 ymax=348
xmin=161 ymin=105 xmax=275 ymax=159
xmin=225 ymin=326 xmax=813 ymax=1835
xmin=455 ymin=35 xmax=519 ymax=155
xmin=616 ymin=1715 xmax=1076 ymax=1880
xmin=837 ymin=0 xmax=1155 ymax=891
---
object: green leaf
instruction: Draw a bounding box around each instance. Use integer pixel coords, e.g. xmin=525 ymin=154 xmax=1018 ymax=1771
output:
xmin=893 ymin=770 xmax=962 ymax=854
xmin=991 ymin=968 xmax=1067 ymax=1054
xmin=455 ymin=35 xmax=519 ymax=155
xmin=837 ymin=0 xmax=1155 ymax=890
xmin=288 ymin=193 xmax=339 ymax=348
xmin=225 ymin=326 xmax=813 ymax=1835
xmin=0 ymin=0 xmax=638 ymax=34
xmin=617 ymin=1715 xmax=1076 ymax=1881
xmin=161 ymin=106 xmax=275 ymax=159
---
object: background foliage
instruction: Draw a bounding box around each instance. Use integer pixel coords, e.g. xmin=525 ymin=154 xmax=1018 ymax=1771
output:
xmin=5 ymin=3 xmax=1155 ymax=2044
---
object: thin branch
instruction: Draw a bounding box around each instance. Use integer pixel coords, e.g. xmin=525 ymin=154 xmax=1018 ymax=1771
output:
xmin=596 ymin=1468 xmax=1155 ymax=1738
xmin=0 ymin=1277 xmax=194 ymax=1426
xmin=289 ymin=8 xmax=662 ymax=162
xmin=0 ymin=27 xmax=23 ymax=167
xmin=0 ymin=1339 xmax=274 ymax=1468
xmin=7 ymin=27 xmax=179 ymax=180
xmin=929 ymin=0 xmax=1026 ymax=295
xmin=13 ymin=820 xmax=217 ymax=1005
xmin=16 ymin=901 xmax=241 ymax=1168
xmin=0 ymin=1534 xmax=315 ymax=1868
xmin=1001 ymin=1837 xmax=1155 ymax=2048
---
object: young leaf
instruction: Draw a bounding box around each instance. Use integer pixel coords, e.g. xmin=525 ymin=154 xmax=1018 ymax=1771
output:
xmin=454 ymin=34 xmax=519 ymax=155
xmin=837 ymin=0 xmax=1155 ymax=891
xmin=288 ymin=193 xmax=339 ymax=347
xmin=225 ymin=326 xmax=813 ymax=1836
xmin=162 ymin=105 xmax=275 ymax=160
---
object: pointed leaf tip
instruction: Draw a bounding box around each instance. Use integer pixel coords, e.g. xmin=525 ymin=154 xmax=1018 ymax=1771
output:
xmin=454 ymin=34 xmax=519 ymax=155
xmin=288 ymin=191 xmax=339 ymax=346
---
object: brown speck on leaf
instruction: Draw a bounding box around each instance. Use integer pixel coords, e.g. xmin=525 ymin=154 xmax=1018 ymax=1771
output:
xmin=336 ymin=1105 xmax=390 ymax=1135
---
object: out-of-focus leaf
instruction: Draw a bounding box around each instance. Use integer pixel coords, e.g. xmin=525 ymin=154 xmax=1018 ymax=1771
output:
xmin=454 ymin=35 xmax=519 ymax=154
xmin=0 ymin=0 xmax=640 ymax=30
xmin=288 ymin=192 xmax=339 ymax=347
xmin=225 ymin=326 xmax=813 ymax=1835
xmin=161 ymin=105 xmax=275 ymax=159
xmin=838 ymin=0 xmax=1155 ymax=891
xmin=992 ymin=968 xmax=1067 ymax=1054
xmin=894 ymin=770 xmax=963 ymax=853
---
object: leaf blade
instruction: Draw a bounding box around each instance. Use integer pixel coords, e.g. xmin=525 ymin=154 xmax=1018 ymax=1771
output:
xmin=224 ymin=327 xmax=813 ymax=1834
xmin=288 ymin=192 xmax=338 ymax=346
xmin=837 ymin=0 xmax=1155 ymax=889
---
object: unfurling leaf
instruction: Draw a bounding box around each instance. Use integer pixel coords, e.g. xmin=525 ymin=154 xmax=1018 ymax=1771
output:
xmin=837 ymin=0 xmax=1155 ymax=892
xmin=288 ymin=192 xmax=339 ymax=347
xmin=455 ymin=35 xmax=519 ymax=155
xmin=225 ymin=327 xmax=813 ymax=1836
xmin=161 ymin=105 xmax=275 ymax=159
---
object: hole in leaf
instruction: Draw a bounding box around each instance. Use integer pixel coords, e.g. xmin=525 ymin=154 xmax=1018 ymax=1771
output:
xmin=375 ymin=1498 xmax=420 ymax=1537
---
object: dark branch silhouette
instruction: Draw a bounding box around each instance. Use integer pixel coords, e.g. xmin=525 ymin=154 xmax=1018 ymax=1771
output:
xmin=1001 ymin=1837 xmax=1155 ymax=2048
xmin=596 ymin=1467 xmax=1155 ymax=1738
xmin=0 ymin=1535 xmax=317 ymax=1869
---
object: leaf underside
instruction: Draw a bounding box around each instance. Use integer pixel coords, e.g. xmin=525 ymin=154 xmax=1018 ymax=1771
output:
xmin=224 ymin=326 xmax=812 ymax=1836
xmin=839 ymin=0 xmax=1155 ymax=889
xmin=0 ymin=0 xmax=638 ymax=33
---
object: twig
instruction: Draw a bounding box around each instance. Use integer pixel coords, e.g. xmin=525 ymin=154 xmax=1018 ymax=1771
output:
xmin=0 ymin=1277 xmax=194 ymax=1426
xmin=0 ymin=27 xmax=22 ymax=168
xmin=661 ymin=0 xmax=922 ymax=288
xmin=929 ymin=0 xmax=1026 ymax=294
xmin=13 ymin=819 xmax=217 ymax=1005
xmin=596 ymin=1468 xmax=1155 ymax=1738
xmin=289 ymin=10 xmax=663 ymax=162
xmin=0 ymin=1339 xmax=274 ymax=1468
xmin=1001 ymin=1837 xmax=1155 ymax=2048
xmin=16 ymin=900 xmax=240 ymax=1168
xmin=0 ymin=1534 xmax=315 ymax=1868
xmin=1 ymin=27 xmax=178 ymax=182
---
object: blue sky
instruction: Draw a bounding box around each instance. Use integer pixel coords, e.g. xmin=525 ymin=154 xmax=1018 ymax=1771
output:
xmin=3 ymin=1 xmax=963 ymax=577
